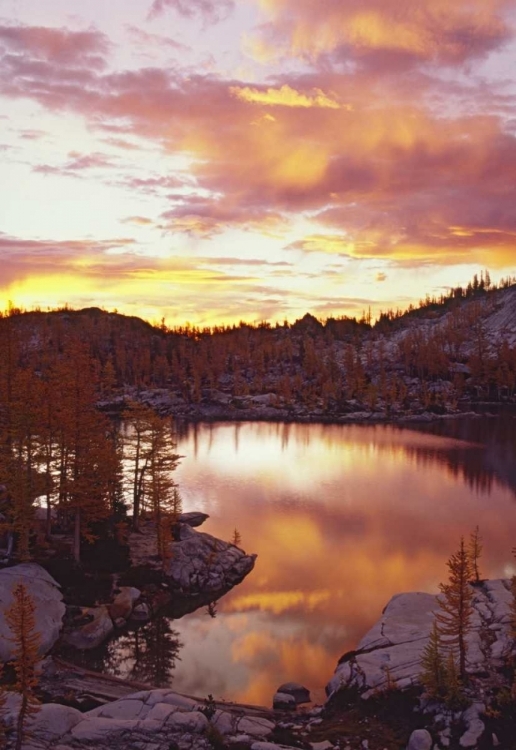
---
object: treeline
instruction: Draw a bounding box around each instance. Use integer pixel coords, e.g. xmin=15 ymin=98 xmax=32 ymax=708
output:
xmin=1 ymin=273 xmax=516 ymax=424
xmin=0 ymin=321 xmax=182 ymax=564
xmin=375 ymin=269 xmax=516 ymax=330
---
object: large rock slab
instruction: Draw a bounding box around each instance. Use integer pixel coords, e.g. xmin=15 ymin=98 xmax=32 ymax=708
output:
xmin=0 ymin=563 xmax=65 ymax=662
xmin=179 ymin=512 xmax=209 ymax=528
xmin=163 ymin=524 xmax=256 ymax=594
xmin=24 ymin=688 xmax=275 ymax=749
xmin=326 ymin=580 xmax=514 ymax=698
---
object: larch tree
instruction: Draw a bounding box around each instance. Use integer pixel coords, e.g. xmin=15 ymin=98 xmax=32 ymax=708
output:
xmin=0 ymin=365 xmax=46 ymax=561
xmin=436 ymin=537 xmax=474 ymax=681
xmin=468 ymin=526 xmax=483 ymax=583
xmin=144 ymin=415 xmax=181 ymax=562
xmin=6 ymin=583 xmax=41 ymax=750
xmin=420 ymin=621 xmax=447 ymax=699
xmin=123 ymin=401 xmax=156 ymax=530
xmin=55 ymin=339 xmax=115 ymax=563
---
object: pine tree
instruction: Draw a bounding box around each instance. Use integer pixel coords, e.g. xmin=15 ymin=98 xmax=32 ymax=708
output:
xmin=436 ymin=538 xmax=474 ymax=681
xmin=444 ymin=650 xmax=461 ymax=707
xmin=468 ymin=526 xmax=483 ymax=583
xmin=6 ymin=583 xmax=41 ymax=750
xmin=123 ymin=401 xmax=157 ymax=530
xmin=55 ymin=339 xmax=113 ymax=562
xmin=420 ymin=621 xmax=447 ymax=698
xmin=231 ymin=528 xmax=242 ymax=547
xmin=144 ymin=414 xmax=181 ymax=562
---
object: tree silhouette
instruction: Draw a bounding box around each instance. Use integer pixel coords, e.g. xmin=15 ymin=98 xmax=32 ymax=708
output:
xmin=436 ymin=538 xmax=474 ymax=681
xmin=468 ymin=526 xmax=483 ymax=583
xmin=420 ymin=621 xmax=447 ymax=698
xmin=5 ymin=583 xmax=41 ymax=750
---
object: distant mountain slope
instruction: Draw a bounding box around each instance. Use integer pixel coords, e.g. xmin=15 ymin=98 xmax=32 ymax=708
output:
xmin=2 ymin=283 xmax=516 ymax=421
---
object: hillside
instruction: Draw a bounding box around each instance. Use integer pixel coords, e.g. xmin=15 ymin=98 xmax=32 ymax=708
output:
xmin=2 ymin=283 xmax=516 ymax=422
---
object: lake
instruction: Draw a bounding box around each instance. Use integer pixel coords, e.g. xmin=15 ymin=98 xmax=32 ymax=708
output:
xmin=82 ymin=416 xmax=516 ymax=706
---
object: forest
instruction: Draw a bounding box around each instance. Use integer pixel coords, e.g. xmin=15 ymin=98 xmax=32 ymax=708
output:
xmin=1 ymin=272 xmax=516 ymax=566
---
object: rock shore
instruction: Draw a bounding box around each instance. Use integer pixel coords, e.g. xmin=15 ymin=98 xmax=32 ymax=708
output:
xmin=326 ymin=579 xmax=514 ymax=699
xmin=62 ymin=516 xmax=256 ymax=651
xmin=3 ymin=688 xmax=277 ymax=750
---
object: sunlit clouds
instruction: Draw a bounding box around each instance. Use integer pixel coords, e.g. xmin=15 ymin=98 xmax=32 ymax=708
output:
xmin=1 ymin=0 xmax=516 ymax=324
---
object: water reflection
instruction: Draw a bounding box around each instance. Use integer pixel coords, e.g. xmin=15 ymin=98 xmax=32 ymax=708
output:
xmin=67 ymin=618 xmax=183 ymax=687
xmin=104 ymin=419 xmax=516 ymax=706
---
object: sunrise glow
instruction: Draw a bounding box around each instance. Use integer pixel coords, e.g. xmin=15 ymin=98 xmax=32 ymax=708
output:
xmin=1 ymin=0 xmax=516 ymax=325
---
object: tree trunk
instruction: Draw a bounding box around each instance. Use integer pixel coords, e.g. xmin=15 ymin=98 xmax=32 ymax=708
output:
xmin=73 ymin=508 xmax=81 ymax=564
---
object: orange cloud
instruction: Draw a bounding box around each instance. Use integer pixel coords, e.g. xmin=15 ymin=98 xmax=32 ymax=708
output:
xmin=249 ymin=0 xmax=512 ymax=65
xmin=2 ymin=18 xmax=516 ymax=299
xmin=230 ymin=84 xmax=343 ymax=109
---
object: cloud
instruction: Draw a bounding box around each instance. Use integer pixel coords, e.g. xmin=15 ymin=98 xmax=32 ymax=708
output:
xmin=147 ymin=0 xmax=234 ymax=24
xmin=121 ymin=216 xmax=155 ymax=226
xmin=0 ymin=23 xmax=109 ymax=69
xmin=2 ymin=21 xmax=516 ymax=276
xmin=32 ymin=151 xmax=117 ymax=179
xmin=247 ymin=0 xmax=513 ymax=67
xmin=125 ymin=25 xmax=191 ymax=54
xmin=159 ymin=195 xmax=289 ymax=237
xmin=286 ymin=235 xmax=356 ymax=257
xmin=230 ymin=84 xmax=343 ymax=109
xmin=0 ymin=233 xmax=295 ymax=326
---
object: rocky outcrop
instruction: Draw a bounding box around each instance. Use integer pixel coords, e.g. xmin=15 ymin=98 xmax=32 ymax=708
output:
xmin=108 ymin=586 xmax=141 ymax=621
xmin=326 ymin=579 xmax=514 ymax=699
xmin=163 ymin=524 xmax=256 ymax=595
xmin=272 ymin=692 xmax=296 ymax=710
xmin=276 ymin=682 xmax=311 ymax=705
xmin=7 ymin=688 xmax=275 ymax=750
xmin=179 ymin=512 xmax=209 ymax=528
xmin=65 ymin=518 xmax=256 ymax=652
xmin=64 ymin=605 xmax=115 ymax=650
xmin=0 ymin=563 xmax=65 ymax=662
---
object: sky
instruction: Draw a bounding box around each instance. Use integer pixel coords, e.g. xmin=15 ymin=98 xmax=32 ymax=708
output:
xmin=1 ymin=0 xmax=516 ymax=327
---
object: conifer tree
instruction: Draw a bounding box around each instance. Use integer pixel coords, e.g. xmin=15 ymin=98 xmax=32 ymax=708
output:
xmin=231 ymin=528 xmax=242 ymax=547
xmin=436 ymin=537 xmax=474 ymax=681
xmin=6 ymin=583 xmax=41 ymax=750
xmin=468 ymin=526 xmax=483 ymax=583
xmin=420 ymin=621 xmax=447 ymax=698
xmin=444 ymin=650 xmax=461 ymax=707
xmin=55 ymin=339 xmax=113 ymax=563
xmin=123 ymin=401 xmax=157 ymax=530
xmin=144 ymin=415 xmax=181 ymax=562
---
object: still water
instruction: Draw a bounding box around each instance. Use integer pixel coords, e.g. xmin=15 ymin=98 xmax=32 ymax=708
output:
xmin=88 ymin=417 xmax=516 ymax=706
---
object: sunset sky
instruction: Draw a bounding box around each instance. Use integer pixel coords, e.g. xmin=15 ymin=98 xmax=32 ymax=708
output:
xmin=1 ymin=0 xmax=516 ymax=326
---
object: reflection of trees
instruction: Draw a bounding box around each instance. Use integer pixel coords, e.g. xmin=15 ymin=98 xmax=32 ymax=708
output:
xmin=406 ymin=413 xmax=516 ymax=499
xmin=65 ymin=619 xmax=183 ymax=687
xmin=106 ymin=618 xmax=183 ymax=686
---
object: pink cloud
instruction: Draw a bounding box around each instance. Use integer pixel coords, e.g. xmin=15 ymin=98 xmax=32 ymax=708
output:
xmin=248 ymin=0 xmax=514 ymax=67
xmin=0 ymin=23 xmax=109 ymax=69
xmin=147 ymin=0 xmax=234 ymax=24
xmin=2 ymin=21 xmax=516 ymax=272
xmin=125 ymin=25 xmax=191 ymax=54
